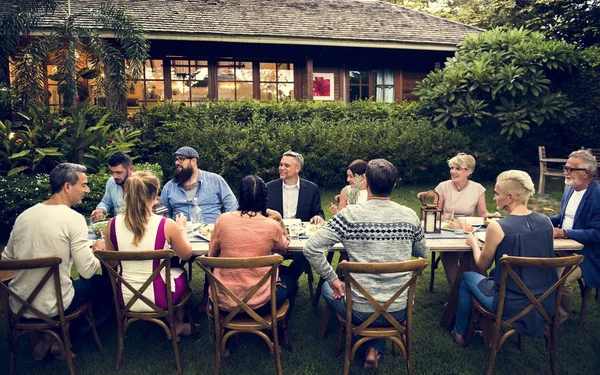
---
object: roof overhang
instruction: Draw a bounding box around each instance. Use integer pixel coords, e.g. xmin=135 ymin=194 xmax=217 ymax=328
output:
xmin=29 ymin=29 xmax=460 ymax=52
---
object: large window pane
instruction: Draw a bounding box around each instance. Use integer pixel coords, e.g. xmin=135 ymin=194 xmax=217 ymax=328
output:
xmin=217 ymin=60 xmax=253 ymax=100
xmin=145 ymin=81 xmax=164 ymax=101
xmin=259 ymin=62 xmax=294 ymax=101
xmin=191 ymin=87 xmax=209 ymax=101
xmin=375 ymin=69 xmax=394 ymax=103
xmin=145 ymin=60 xmax=164 ymax=79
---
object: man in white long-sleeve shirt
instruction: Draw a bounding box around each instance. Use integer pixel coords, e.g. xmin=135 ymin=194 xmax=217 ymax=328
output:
xmin=304 ymin=158 xmax=429 ymax=368
xmin=2 ymin=163 xmax=106 ymax=359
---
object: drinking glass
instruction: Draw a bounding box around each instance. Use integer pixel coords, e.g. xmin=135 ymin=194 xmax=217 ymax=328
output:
xmin=289 ymin=224 xmax=301 ymax=241
xmin=442 ymin=209 xmax=454 ymax=223
xmin=453 ymin=218 xmax=466 ymax=235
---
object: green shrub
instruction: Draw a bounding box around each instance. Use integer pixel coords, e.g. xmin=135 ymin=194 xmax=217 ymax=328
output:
xmin=133 ymin=100 xmax=478 ymax=188
xmin=0 ymin=163 xmax=163 ymax=228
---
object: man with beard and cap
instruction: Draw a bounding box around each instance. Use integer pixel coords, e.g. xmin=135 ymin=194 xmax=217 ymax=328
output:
xmin=160 ymin=146 xmax=238 ymax=224
xmin=550 ymin=149 xmax=600 ymax=322
xmin=91 ymin=152 xmax=133 ymax=220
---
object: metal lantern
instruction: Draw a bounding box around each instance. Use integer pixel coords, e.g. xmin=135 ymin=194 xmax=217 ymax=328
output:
xmin=419 ymin=190 xmax=442 ymax=234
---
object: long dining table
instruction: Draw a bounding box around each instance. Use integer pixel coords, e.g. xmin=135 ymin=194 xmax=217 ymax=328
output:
xmin=189 ymin=230 xmax=583 ymax=337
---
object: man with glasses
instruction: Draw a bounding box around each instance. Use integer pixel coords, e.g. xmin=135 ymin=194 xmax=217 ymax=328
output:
xmin=160 ymin=146 xmax=238 ymax=224
xmin=550 ymin=149 xmax=600 ymax=322
xmin=266 ymin=150 xmax=324 ymax=224
xmin=90 ymin=152 xmax=133 ymax=220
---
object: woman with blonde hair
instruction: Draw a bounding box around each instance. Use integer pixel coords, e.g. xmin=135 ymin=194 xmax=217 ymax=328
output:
xmin=435 ymin=152 xmax=496 ymax=287
xmin=104 ymin=171 xmax=195 ymax=339
xmin=452 ymin=170 xmax=557 ymax=346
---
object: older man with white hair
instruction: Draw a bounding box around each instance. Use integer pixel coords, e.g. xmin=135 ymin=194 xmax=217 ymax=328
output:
xmin=550 ymin=149 xmax=600 ymax=322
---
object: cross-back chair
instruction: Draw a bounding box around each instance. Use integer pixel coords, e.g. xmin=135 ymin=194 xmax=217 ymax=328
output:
xmin=0 ymin=257 xmax=103 ymax=375
xmin=416 ymin=191 xmax=442 ymax=292
xmin=335 ymin=258 xmax=428 ymax=375
xmin=466 ymin=254 xmax=584 ymax=375
xmin=94 ymin=250 xmax=196 ymax=375
xmin=196 ymin=254 xmax=290 ymax=375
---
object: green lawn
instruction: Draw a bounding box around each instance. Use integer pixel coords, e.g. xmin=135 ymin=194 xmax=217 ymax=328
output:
xmin=2 ymin=177 xmax=599 ymax=374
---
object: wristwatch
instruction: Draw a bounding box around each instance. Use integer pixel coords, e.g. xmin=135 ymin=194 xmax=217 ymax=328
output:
xmin=563 ymin=229 xmax=568 ymax=239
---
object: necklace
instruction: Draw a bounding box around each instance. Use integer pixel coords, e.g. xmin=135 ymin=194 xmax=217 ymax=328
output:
xmin=452 ymin=181 xmax=469 ymax=192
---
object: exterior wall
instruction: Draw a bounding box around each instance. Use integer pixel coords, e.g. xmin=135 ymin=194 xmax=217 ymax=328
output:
xmin=38 ymin=39 xmax=450 ymax=109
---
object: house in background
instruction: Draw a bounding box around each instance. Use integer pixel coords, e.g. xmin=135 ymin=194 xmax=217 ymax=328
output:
xmin=29 ymin=0 xmax=480 ymax=112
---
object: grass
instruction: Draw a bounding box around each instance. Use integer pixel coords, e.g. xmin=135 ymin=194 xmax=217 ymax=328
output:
xmin=1 ymin=177 xmax=599 ymax=374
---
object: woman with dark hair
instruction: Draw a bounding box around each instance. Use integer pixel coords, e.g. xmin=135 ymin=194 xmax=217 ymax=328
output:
xmin=104 ymin=171 xmax=195 ymax=339
xmin=208 ymin=175 xmax=301 ymax=313
xmin=329 ymin=159 xmax=368 ymax=215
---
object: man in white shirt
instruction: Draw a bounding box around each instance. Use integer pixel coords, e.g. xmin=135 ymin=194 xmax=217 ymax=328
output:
xmin=266 ymin=150 xmax=324 ymax=224
xmin=550 ymin=149 xmax=600 ymax=322
xmin=3 ymin=163 xmax=107 ymax=360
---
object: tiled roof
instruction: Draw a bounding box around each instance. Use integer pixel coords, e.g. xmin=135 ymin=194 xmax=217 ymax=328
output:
xmin=29 ymin=0 xmax=482 ymax=50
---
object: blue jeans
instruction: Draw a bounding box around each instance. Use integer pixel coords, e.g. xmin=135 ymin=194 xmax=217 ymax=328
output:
xmin=322 ymin=282 xmax=406 ymax=355
xmin=453 ymin=271 xmax=495 ymax=335
xmin=253 ymin=261 xmax=302 ymax=316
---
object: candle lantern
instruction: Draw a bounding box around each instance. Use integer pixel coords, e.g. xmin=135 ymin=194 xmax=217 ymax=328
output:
xmin=419 ymin=190 xmax=442 ymax=234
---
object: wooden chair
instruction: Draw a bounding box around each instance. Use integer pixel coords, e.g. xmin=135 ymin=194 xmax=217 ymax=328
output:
xmin=466 ymin=254 xmax=584 ymax=375
xmin=538 ymin=146 xmax=567 ymax=195
xmin=335 ymin=258 xmax=428 ymax=375
xmin=196 ymin=254 xmax=290 ymax=375
xmin=416 ymin=191 xmax=441 ymax=292
xmin=0 ymin=257 xmax=103 ymax=375
xmin=94 ymin=250 xmax=196 ymax=375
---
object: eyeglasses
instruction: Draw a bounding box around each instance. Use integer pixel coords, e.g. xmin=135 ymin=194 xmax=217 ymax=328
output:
xmin=174 ymin=156 xmax=190 ymax=163
xmin=563 ymin=166 xmax=588 ymax=174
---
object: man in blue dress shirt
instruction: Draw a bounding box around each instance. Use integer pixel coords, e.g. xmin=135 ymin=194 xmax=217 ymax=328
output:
xmin=91 ymin=152 xmax=133 ymax=220
xmin=160 ymin=146 xmax=238 ymax=224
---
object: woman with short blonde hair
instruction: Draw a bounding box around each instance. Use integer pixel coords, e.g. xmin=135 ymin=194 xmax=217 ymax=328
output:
xmin=435 ymin=152 xmax=496 ymax=287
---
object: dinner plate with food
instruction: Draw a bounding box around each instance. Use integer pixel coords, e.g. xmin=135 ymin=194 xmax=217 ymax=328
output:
xmin=194 ymin=224 xmax=214 ymax=241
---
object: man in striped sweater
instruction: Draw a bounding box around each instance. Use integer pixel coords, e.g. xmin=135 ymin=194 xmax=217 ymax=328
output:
xmin=304 ymin=158 xmax=429 ymax=368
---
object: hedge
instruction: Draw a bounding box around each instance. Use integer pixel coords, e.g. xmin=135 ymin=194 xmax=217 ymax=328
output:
xmin=0 ymin=163 xmax=163 ymax=229
xmin=132 ymin=100 xmax=505 ymax=189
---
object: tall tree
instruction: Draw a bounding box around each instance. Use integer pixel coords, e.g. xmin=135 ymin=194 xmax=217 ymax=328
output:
xmin=384 ymin=0 xmax=600 ymax=48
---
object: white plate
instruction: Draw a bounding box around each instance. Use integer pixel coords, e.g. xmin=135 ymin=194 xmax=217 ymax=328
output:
xmin=193 ymin=224 xmax=214 ymax=241
xmin=461 ymin=217 xmax=485 ymax=226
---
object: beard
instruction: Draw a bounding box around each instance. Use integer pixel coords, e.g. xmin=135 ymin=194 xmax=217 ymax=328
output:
xmin=115 ymin=173 xmax=129 ymax=186
xmin=174 ymin=166 xmax=194 ymax=185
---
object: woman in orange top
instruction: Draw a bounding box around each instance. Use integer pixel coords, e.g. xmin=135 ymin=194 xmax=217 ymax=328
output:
xmin=208 ymin=175 xmax=301 ymax=314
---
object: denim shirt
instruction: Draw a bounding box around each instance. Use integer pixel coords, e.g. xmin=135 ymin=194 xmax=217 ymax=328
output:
xmin=159 ymin=170 xmax=238 ymax=224
xmin=96 ymin=177 xmax=124 ymax=216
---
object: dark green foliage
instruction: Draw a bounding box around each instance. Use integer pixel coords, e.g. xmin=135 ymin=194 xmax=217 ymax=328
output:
xmin=415 ymin=28 xmax=582 ymax=139
xmin=0 ymin=102 xmax=140 ymax=175
xmin=133 ymin=100 xmax=489 ymax=188
xmin=0 ymin=162 xmax=162 ymax=227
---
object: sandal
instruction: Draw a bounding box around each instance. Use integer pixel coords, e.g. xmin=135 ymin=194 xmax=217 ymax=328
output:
xmin=174 ymin=323 xmax=201 ymax=342
xmin=363 ymin=348 xmax=381 ymax=369
xmin=33 ymin=334 xmax=54 ymax=361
